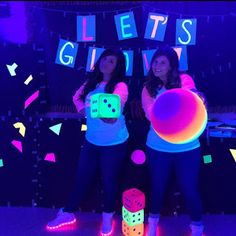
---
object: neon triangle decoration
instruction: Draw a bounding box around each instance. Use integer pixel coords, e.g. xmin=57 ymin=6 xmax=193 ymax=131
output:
xmin=44 ymin=153 xmax=56 ymax=162
xmin=11 ymin=140 xmax=23 ymax=153
xmin=49 ymin=123 xmax=62 ymax=135
xmin=24 ymin=74 xmax=33 ymax=85
xmin=0 ymin=159 xmax=3 ymax=167
xmin=13 ymin=122 xmax=26 ymax=137
xmin=24 ymin=90 xmax=39 ymax=109
xmin=203 ymin=154 xmax=212 ymax=164
xmin=6 ymin=62 xmax=18 ymax=76
xmin=81 ymin=124 xmax=87 ymax=131
xmin=229 ymin=149 xmax=236 ymax=162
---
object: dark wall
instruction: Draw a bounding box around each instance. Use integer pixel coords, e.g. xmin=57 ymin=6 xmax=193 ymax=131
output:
xmin=0 ymin=1 xmax=236 ymax=215
xmin=28 ymin=1 xmax=236 ymax=109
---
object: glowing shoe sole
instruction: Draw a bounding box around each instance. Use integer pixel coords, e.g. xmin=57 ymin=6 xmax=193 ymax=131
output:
xmin=101 ymin=230 xmax=112 ymax=236
xmin=46 ymin=218 xmax=76 ymax=230
xmin=100 ymin=222 xmax=113 ymax=236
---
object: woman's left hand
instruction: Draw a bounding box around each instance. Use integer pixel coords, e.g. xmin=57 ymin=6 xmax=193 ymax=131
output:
xmin=100 ymin=118 xmax=117 ymax=124
xmin=190 ymin=89 xmax=208 ymax=108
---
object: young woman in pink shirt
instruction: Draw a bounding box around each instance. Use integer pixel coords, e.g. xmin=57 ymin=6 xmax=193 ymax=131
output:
xmin=142 ymin=46 xmax=206 ymax=236
xmin=47 ymin=49 xmax=129 ymax=236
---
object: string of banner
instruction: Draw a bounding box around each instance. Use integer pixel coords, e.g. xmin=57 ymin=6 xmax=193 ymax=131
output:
xmin=32 ymin=4 xmax=235 ymax=76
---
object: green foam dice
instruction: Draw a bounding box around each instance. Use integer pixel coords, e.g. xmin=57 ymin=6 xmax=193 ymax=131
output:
xmin=122 ymin=205 xmax=144 ymax=227
xmin=90 ymin=93 xmax=121 ymax=118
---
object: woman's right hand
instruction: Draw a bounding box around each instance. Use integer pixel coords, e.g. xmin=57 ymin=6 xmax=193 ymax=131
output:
xmin=190 ymin=88 xmax=208 ymax=109
xmin=73 ymin=89 xmax=81 ymax=105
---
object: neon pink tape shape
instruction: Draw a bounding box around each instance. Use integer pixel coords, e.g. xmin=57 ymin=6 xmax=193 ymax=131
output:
xmin=24 ymin=90 xmax=39 ymax=109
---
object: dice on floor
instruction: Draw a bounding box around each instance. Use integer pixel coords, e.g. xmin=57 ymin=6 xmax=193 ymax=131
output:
xmin=122 ymin=188 xmax=145 ymax=212
xmin=122 ymin=206 xmax=144 ymax=226
xmin=122 ymin=220 xmax=144 ymax=236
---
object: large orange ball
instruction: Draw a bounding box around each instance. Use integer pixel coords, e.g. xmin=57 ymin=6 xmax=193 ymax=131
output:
xmin=150 ymin=88 xmax=207 ymax=144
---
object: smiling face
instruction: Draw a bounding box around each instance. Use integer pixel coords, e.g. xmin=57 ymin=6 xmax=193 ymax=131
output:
xmin=151 ymin=55 xmax=171 ymax=83
xmin=99 ymin=55 xmax=118 ymax=78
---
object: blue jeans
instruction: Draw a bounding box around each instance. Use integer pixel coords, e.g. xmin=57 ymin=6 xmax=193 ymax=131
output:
xmin=146 ymin=146 xmax=202 ymax=221
xmin=64 ymin=139 xmax=127 ymax=213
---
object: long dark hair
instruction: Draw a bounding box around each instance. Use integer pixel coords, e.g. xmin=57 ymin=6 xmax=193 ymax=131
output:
xmin=144 ymin=45 xmax=181 ymax=98
xmin=79 ymin=48 xmax=126 ymax=102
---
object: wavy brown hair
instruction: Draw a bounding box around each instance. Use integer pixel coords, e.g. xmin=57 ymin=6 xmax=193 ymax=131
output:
xmin=79 ymin=48 xmax=126 ymax=102
xmin=144 ymin=45 xmax=181 ymax=98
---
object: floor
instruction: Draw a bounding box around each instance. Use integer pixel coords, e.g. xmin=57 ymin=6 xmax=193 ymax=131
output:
xmin=0 ymin=207 xmax=235 ymax=236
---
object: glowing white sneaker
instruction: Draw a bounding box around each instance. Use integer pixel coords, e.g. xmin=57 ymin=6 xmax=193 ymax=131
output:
xmin=101 ymin=212 xmax=114 ymax=236
xmin=190 ymin=223 xmax=204 ymax=236
xmin=146 ymin=216 xmax=159 ymax=236
xmin=46 ymin=208 xmax=76 ymax=230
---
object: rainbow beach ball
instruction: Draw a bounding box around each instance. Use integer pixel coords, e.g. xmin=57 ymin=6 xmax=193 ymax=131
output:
xmin=150 ymin=88 xmax=208 ymax=144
